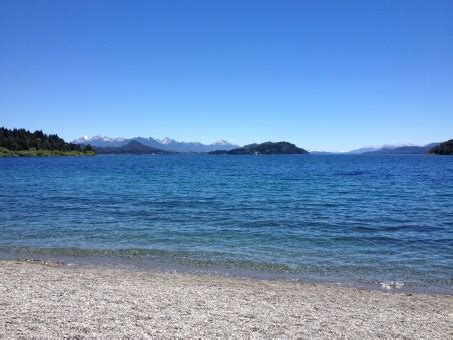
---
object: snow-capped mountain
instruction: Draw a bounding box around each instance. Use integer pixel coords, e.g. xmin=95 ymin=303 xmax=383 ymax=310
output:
xmin=72 ymin=136 xmax=239 ymax=153
xmin=213 ymin=140 xmax=231 ymax=146
xmin=72 ymin=135 xmax=127 ymax=148
xmin=158 ymin=137 xmax=176 ymax=145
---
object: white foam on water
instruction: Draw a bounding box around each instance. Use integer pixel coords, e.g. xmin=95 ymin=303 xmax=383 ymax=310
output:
xmin=380 ymin=281 xmax=404 ymax=290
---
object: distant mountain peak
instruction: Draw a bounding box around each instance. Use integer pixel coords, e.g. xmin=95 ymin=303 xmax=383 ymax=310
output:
xmin=158 ymin=137 xmax=177 ymax=144
xmin=213 ymin=140 xmax=230 ymax=145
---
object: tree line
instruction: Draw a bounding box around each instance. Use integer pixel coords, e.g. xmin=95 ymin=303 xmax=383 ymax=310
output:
xmin=0 ymin=127 xmax=93 ymax=152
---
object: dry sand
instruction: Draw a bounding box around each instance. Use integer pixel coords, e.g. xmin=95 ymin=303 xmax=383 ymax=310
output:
xmin=1 ymin=260 xmax=452 ymax=338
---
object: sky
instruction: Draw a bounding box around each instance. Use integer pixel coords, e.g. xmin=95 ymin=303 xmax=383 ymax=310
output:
xmin=1 ymin=0 xmax=452 ymax=151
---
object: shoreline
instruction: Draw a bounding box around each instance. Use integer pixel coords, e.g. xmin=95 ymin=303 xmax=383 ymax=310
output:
xmin=1 ymin=260 xmax=452 ymax=337
xmin=1 ymin=250 xmax=451 ymax=296
xmin=0 ymin=150 xmax=95 ymax=157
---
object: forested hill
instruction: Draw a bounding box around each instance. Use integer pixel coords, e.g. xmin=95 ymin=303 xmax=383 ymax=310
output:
xmin=209 ymin=142 xmax=309 ymax=155
xmin=429 ymin=139 xmax=453 ymax=155
xmin=0 ymin=127 xmax=94 ymax=156
xmin=94 ymin=140 xmax=174 ymax=155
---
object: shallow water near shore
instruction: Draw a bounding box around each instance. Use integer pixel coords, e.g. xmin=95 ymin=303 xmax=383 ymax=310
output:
xmin=1 ymin=154 xmax=452 ymax=294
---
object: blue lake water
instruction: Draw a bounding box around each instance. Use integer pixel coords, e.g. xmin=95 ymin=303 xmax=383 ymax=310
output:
xmin=0 ymin=155 xmax=452 ymax=293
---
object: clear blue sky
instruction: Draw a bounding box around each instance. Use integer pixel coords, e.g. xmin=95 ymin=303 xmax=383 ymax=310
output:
xmin=1 ymin=0 xmax=452 ymax=151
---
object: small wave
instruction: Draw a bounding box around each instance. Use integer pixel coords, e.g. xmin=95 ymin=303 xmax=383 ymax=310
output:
xmin=380 ymin=281 xmax=404 ymax=290
xmin=335 ymin=170 xmax=371 ymax=176
xmin=353 ymin=226 xmax=376 ymax=232
xmin=353 ymin=225 xmax=438 ymax=233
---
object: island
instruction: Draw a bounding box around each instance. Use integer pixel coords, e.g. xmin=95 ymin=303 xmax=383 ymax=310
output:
xmin=428 ymin=139 xmax=453 ymax=155
xmin=209 ymin=141 xmax=309 ymax=155
xmin=0 ymin=127 xmax=94 ymax=157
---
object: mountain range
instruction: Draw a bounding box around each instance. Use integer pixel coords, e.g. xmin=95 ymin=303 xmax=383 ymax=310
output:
xmin=74 ymin=135 xmax=442 ymax=155
xmin=362 ymin=143 xmax=440 ymax=155
xmin=73 ymin=136 xmax=238 ymax=153
xmin=93 ymin=140 xmax=175 ymax=155
xmin=311 ymin=143 xmax=440 ymax=154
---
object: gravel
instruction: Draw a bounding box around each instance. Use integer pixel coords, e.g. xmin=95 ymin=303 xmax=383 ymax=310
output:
xmin=1 ymin=260 xmax=452 ymax=338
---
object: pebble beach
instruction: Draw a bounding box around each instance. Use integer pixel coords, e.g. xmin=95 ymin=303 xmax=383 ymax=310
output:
xmin=1 ymin=260 xmax=452 ymax=338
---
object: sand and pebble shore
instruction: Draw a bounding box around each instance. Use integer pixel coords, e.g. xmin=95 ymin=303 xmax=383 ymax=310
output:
xmin=1 ymin=260 xmax=452 ymax=338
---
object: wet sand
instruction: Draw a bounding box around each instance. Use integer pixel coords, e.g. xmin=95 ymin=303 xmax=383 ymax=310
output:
xmin=1 ymin=260 xmax=452 ymax=338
